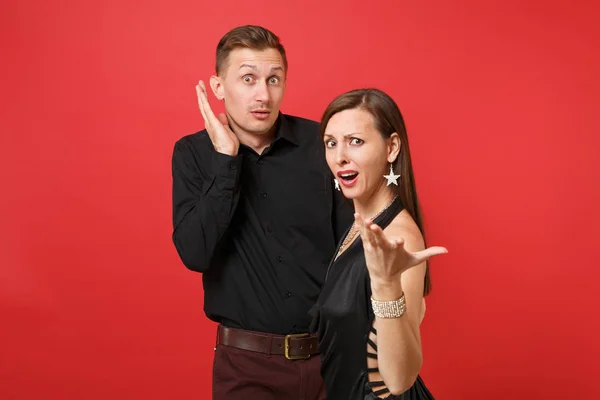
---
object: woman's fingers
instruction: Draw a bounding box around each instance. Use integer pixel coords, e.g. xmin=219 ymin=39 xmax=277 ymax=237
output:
xmin=412 ymin=246 xmax=448 ymax=265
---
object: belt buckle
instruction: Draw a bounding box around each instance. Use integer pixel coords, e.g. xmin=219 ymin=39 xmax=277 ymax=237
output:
xmin=284 ymin=333 xmax=311 ymax=360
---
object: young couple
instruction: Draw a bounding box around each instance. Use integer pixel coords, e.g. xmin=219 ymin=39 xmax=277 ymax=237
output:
xmin=172 ymin=25 xmax=447 ymax=400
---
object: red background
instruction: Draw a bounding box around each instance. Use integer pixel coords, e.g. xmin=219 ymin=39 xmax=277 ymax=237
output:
xmin=1 ymin=0 xmax=599 ymax=398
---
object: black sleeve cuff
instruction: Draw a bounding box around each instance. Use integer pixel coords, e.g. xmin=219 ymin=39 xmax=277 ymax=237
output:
xmin=211 ymin=151 xmax=243 ymax=194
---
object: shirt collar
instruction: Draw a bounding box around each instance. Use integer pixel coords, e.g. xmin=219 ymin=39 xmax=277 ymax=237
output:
xmin=273 ymin=113 xmax=299 ymax=146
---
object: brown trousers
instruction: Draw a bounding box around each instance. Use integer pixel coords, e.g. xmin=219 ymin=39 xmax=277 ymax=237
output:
xmin=212 ymin=339 xmax=326 ymax=399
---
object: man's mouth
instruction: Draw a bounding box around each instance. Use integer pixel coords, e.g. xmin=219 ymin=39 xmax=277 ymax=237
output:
xmin=251 ymin=110 xmax=271 ymax=120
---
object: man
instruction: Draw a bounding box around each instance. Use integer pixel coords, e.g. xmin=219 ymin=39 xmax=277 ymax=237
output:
xmin=171 ymin=25 xmax=351 ymax=399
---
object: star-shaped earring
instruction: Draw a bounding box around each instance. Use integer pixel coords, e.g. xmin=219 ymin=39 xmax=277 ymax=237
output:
xmin=383 ymin=164 xmax=401 ymax=186
xmin=334 ymin=179 xmax=340 ymax=191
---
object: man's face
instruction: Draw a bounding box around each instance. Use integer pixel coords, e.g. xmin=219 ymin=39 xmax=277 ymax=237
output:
xmin=214 ymin=47 xmax=286 ymax=137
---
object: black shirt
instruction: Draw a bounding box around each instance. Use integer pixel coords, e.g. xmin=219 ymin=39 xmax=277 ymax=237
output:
xmin=172 ymin=113 xmax=352 ymax=335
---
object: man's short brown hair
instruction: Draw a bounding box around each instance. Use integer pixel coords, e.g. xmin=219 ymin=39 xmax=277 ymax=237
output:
xmin=215 ymin=25 xmax=288 ymax=75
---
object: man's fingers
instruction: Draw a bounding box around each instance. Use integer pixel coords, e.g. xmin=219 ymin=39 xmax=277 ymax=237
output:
xmin=217 ymin=113 xmax=230 ymax=129
xmin=196 ymin=83 xmax=209 ymax=124
xmin=197 ymin=81 xmax=219 ymax=125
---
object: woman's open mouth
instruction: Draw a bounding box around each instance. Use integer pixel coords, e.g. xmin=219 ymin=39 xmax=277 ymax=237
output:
xmin=337 ymin=170 xmax=359 ymax=187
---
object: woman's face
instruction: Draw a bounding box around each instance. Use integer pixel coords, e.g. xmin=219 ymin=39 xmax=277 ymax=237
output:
xmin=323 ymin=108 xmax=399 ymax=202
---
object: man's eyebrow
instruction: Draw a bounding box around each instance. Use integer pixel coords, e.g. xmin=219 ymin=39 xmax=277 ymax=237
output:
xmin=239 ymin=64 xmax=257 ymax=71
xmin=238 ymin=64 xmax=284 ymax=73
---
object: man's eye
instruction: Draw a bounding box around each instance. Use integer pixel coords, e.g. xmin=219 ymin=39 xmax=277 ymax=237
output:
xmin=243 ymin=76 xmax=253 ymax=83
xmin=269 ymin=77 xmax=280 ymax=84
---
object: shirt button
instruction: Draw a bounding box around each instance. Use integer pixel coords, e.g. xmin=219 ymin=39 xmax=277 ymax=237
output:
xmin=277 ymin=256 xmax=283 ymax=263
xmin=260 ymin=192 xmax=267 ymax=198
xmin=285 ymin=291 xmax=292 ymax=298
xmin=229 ymin=163 xmax=237 ymax=170
xmin=224 ymin=193 xmax=231 ymax=199
xmin=266 ymin=226 xmax=272 ymax=233
xmin=258 ymin=159 xmax=264 ymax=164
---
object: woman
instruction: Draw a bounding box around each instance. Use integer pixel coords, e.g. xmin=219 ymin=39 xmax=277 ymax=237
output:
xmin=310 ymin=88 xmax=447 ymax=399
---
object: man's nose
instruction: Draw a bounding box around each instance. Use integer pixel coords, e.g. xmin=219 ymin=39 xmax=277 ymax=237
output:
xmin=254 ymin=80 xmax=270 ymax=103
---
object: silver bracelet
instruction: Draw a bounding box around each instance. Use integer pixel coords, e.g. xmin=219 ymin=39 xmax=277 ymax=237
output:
xmin=371 ymin=293 xmax=406 ymax=318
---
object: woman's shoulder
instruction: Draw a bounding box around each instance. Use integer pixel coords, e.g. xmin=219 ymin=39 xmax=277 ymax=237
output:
xmin=385 ymin=209 xmax=425 ymax=251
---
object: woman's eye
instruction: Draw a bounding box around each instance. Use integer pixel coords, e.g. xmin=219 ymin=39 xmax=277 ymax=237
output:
xmin=350 ymin=138 xmax=363 ymax=145
xmin=325 ymin=140 xmax=336 ymax=148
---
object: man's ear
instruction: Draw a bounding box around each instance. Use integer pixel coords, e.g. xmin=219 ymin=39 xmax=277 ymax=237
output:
xmin=209 ymin=75 xmax=224 ymax=100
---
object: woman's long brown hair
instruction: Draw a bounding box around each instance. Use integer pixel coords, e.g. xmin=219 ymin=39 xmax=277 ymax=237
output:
xmin=320 ymin=88 xmax=432 ymax=296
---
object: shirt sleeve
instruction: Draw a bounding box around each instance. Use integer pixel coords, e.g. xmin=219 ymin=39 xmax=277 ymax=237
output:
xmin=171 ymin=139 xmax=243 ymax=272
